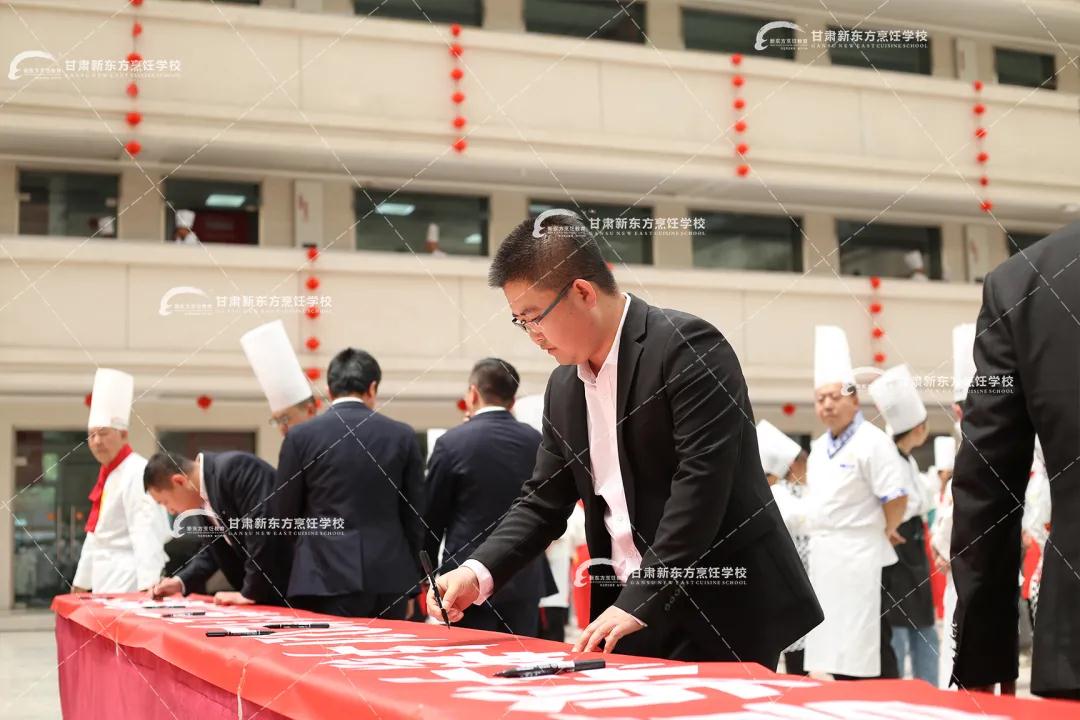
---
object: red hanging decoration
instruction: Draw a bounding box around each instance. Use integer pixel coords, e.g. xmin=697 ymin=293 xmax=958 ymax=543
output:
xmin=456 ymin=398 xmax=467 ymax=412
xmin=126 ymin=82 xmax=139 ymax=97
xmin=84 ymin=392 xmax=93 ymax=407
xmin=872 ymin=326 xmax=885 ymax=339
xmin=196 ymin=394 xmax=213 ymax=411
xmin=736 ymin=164 xmax=750 ymax=177
xmin=126 ymin=51 xmax=142 ymax=64
xmin=131 ymin=0 xmax=144 ymax=6
xmin=124 ymin=1 xmax=143 ymax=162
xmin=305 ymin=305 xmax=320 ymax=320
xmin=449 ymin=28 xmax=467 ymax=154
xmin=972 ymin=80 xmax=992 ymax=215
xmin=305 ymin=336 xmax=320 ymax=351
xmin=734 ymin=120 xmax=747 ymax=133
xmin=132 ymin=22 xmax=142 ymax=37
xmin=730 ymin=53 xmax=743 ymax=66
xmin=736 ymin=143 xmax=749 ymax=155
xmin=306 ymin=246 xmax=319 ymax=261
xmin=874 ymin=352 xmax=887 ymax=364
xmin=731 ymin=75 xmax=744 ymax=88
xmin=869 ymin=276 xmax=885 ymax=368
xmin=124 ymin=140 xmax=142 ymax=156
xmin=305 ymin=276 xmax=320 ymax=290
xmin=781 ymin=403 xmax=796 ymax=416
xmin=731 ymin=54 xmax=749 ymax=179
xmin=869 ymin=275 xmax=882 ymax=289
xmin=869 ymin=301 xmax=883 ymax=315
xmin=306 ymin=367 xmax=321 ymax=381
xmin=125 ymin=111 xmax=142 ymax=126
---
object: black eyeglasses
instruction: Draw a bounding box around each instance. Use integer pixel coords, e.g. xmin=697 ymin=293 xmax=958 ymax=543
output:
xmin=511 ymin=278 xmax=585 ymax=333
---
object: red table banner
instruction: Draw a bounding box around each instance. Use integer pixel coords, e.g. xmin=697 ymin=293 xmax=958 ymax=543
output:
xmin=53 ymin=593 xmax=1063 ymax=720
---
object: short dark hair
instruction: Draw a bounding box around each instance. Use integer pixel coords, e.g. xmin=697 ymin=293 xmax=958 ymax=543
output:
xmin=144 ymin=451 xmax=195 ymax=492
xmin=489 ymin=213 xmax=618 ymax=294
xmin=328 ymin=348 xmax=382 ymax=397
xmin=469 ymin=357 xmax=520 ymax=407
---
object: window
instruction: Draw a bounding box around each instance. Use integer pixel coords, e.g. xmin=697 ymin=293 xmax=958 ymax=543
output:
xmin=682 ymin=9 xmax=796 ymax=60
xmin=164 ymin=179 xmax=260 ymax=245
xmin=12 ymin=431 xmax=98 ymax=607
xmin=995 ymin=48 xmax=1056 ymax=90
xmin=525 ymin=0 xmax=645 ymax=44
xmin=355 ymin=190 xmax=488 ymax=256
xmin=354 ymin=0 xmax=482 ymax=25
xmin=528 ymin=200 xmax=653 ymax=265
xmin=18 ymin=170 xmax=119 ymax=238
xmin=691 ymin=211 xmax=802 ymax=272
xmin=1006 ymin=230 xmax=1045 ymax=255
xmin=836 ymin=220 xmax=942 ymax=280
xmin=157 ymin=431 xmax=257 ymax=457
xmin=828 ymin=27 xmax=931 ymax=75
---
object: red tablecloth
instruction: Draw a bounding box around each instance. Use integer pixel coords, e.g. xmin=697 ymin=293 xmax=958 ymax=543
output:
xmin=54 ymin=593 xmax=1063 ymax=720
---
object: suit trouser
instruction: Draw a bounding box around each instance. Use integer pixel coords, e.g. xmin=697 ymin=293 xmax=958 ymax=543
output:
xmin=290 ymin=591 xmax=410 ymax=620
xmin=460 ymin=598 xmax=540 ymax=637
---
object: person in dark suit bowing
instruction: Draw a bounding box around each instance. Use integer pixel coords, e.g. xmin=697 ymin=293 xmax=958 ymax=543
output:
xmin=428 ymin=212 xmax=822 ymax=666
xmin=144 ymin=450 xmax=284 ymax=606
xmin=951 ymin=221 xmax=1080 ymax=699
xmin=423 ymin=357 xmax=550 ymax=636
xmin=274 ymin=348 xmax=426 ymax=619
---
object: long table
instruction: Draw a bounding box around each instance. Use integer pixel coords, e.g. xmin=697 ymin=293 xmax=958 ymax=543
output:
xmin=53 ymin=593 xmax=1062 ymax=719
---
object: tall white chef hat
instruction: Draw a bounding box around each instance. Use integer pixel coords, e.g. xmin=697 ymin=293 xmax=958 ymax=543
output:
xmin=869 ymin=364 xmax=927 ymax=436
xmin=756 ymin=420 xmax=803 ymax=479
xmin=513 ymin=393 xmax=544 ymax=433
xmin=175 ymin=209 xmax=196 ymax=230
xmin=814 ymin=325 xmax=855 ymax=390
xmin=952 ymin=323 xmax=977 ymax=403
xmin=904 ymin=250 xmax=925 ymax=272
xmin=87 ymin=368 xmax=135 ymax=430
xmin=934 ymin=435 xmax=956 ymax=472
xmin=240 ymin=320 xmax=312 ymax=413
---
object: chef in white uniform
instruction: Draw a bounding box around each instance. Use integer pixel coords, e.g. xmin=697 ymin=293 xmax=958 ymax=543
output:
xmin=803 ymin=325 xmax=908 ymax=680
xmin=870 ymin=364 xmax=938 ymax=685
xmin=72 ymin=368 xmax=169 ymax=593
xmin=931 ymin=434 xmax=957 ymax=688
xmin=240 ymin=320 xmax=318 ymax=436
xmin=173 ymin=209 xmax=200 ymax=244
xmin=757 ymin=419 xmax=812 ymax=675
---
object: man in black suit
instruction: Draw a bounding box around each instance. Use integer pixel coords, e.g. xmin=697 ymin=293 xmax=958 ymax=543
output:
xmin=428 ymin=213 xmax=822 ymax=666
xmin=951 ymin=221 xmax=1080 ymax=699
xmin=273 ymin=348 xmax=425 ymax=619
xmin=144 ymin=450 xmax=284 ymax=605
xmin=423 ymin=357 xmax=549 ymax=636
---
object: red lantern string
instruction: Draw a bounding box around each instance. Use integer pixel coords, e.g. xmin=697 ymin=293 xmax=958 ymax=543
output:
xmin=730 ymin=54 xmax=749 ymax=178
xmin=123 ymin=2 xmax=143 ymax=160
xmin=196 ymin=394 xmax=213 ymax=411
xmin=449 ymin=24 xmax=467 ymax=153
xmin=782 ymin=403 xmax=796 ymax=416
xmin=869 ymin=276 xmax=885 ymax=366
xmin=973 ymin=81 xmax=992 ymax=213
xmin=304 ymin=248 xmax=322 ymax=385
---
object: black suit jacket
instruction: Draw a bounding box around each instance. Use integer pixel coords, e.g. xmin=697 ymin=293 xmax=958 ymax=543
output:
xmin=176 ymin=451 xmax=283 ymax=604
xmin=272 ymin=400 xmax=425 ymax=598
xmin=470 ymin=294 xmax=822 ymax=662
xmin=951 ymin=221 xmax=1080 ymax=695
xmin=423 ymin=409 xmax=549 ymax=605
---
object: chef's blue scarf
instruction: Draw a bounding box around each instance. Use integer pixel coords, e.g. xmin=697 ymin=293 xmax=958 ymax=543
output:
xmin=826 ymin=411 xmax=864 ymax=459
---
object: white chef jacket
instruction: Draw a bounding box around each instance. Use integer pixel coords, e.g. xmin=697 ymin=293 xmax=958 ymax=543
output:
xmin=73 ymin=451 xmax=170 ymax=592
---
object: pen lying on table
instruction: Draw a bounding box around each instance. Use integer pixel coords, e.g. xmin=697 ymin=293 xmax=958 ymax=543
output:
xmin=494 ymin=660 xmax=605 ymax=678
